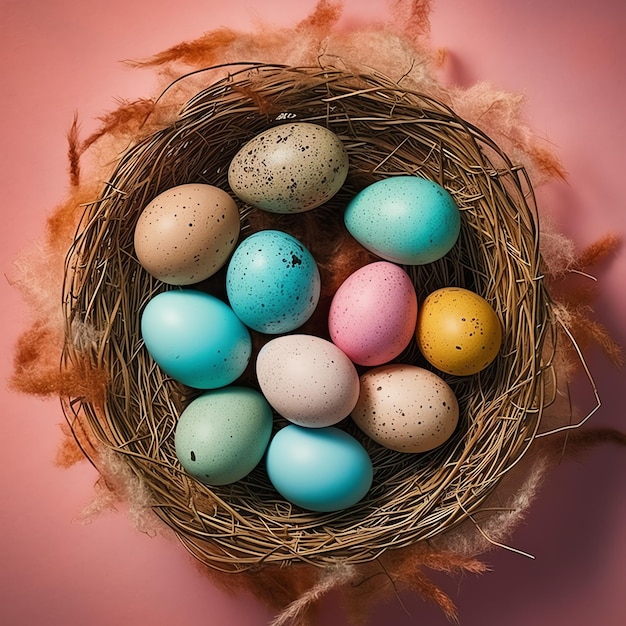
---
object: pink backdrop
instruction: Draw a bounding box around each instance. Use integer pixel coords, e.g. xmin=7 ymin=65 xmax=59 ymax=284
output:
xmin=1 ymin=1 xmax=625 ymax=624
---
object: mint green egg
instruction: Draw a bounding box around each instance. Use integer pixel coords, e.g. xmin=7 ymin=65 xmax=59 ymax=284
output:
xmin=174 ymin=387 xmax=273 ymax=485
xmin=344 ymin=175 xmax=461 ymax=265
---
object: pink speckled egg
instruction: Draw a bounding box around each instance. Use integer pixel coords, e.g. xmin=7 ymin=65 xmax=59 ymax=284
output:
xmin=352 ymin=364 xmax=459 ymax=453
xmin=328 ymin=261 xmax=418 ymax=366
xmin=256 ymin=334 xmax=360 ymax=428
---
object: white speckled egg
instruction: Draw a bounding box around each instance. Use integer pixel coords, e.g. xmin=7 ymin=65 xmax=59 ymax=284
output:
xmin=256 ymin=334 xmax=360 ymax=428
xmin=228 ymin=122 xmax=349 ymax=214
xmin=351 ymin=364 xmax=459 ymax=453
xmin=328 ymin=261 xmax=418 ymax=366
xmin=134 ymin=183 xmax=240 ymax=285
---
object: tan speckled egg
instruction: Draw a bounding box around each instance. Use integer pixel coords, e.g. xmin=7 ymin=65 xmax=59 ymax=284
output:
xmin=133 ymin=183 xmax=240 ymax=285
xmin=352 ymin=364 xmax=459 ymax=453
xmin=227 ymin=122 xmax=349 ymax=214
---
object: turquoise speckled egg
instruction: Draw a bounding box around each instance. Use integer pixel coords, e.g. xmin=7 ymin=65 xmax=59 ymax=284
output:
xmin=174 ymin=387 xmax=273 ymax=485
xmin=226 ymin=230 xmax=321 ymax=333
xmin=140 ymin=289 xmax=251 ymax=389
xmin=344 ymin=175 xmax=461 ymax=265
xmin=266 ymin=425 xmax=373 ymax=512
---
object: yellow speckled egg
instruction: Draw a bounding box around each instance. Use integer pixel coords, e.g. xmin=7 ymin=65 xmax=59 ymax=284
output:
xmin=352 ymin=364 xmax=459 ymax=453
xmin=416 ymin=287 xmax=502 ymax=376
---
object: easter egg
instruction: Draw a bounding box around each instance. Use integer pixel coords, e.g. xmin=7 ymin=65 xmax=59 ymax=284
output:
xmin=228 ymin=122 xmax=349 ymax=214
xmin=174 ymin=387 xmax=273 ymax=485
xmin=416 ymin=287 xmax=502 ymax=376
xmin=266 ymin=425 xmax=373 ymax=512
xmin=140 ymin=289 xmax=251 ymax=389
xmin=344 ymin=175 xmax=461 ymax=265
xmin=133 ymin=183 xmax=240 ymax=285
xmin=256 ymin=334 xmax=360 ymax=427
xmin=226 ymin=230 xmax=321 ymax=333
xmin=328 ymin=261 xmax=418 ymax=366
xmin=351 ymin=364 xmax=459 ymax=453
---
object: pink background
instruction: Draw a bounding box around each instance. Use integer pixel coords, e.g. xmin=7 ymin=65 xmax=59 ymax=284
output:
xmin=1 ymin=1 xmax=625 ymax=624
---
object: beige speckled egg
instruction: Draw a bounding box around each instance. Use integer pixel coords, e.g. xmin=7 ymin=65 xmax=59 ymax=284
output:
xmin=351 ymin=364 xmax=459 ymax=453
xmin=416 ymin=287 xmax=502 ymax=376
xmin=134 ymin=183 xmax=240 ymax=285
xmin=228 ymin=122 xmax=349 ymax=214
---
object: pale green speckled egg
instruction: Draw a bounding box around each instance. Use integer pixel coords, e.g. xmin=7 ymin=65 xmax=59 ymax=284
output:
xmin=174 ymin=387 xmax=273 ymax=486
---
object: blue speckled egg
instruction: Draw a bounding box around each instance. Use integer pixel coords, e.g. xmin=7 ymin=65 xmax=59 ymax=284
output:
xmin=226 ymin=230 xmax=321 ymax=334
xmin=228 ymin=122 xmax=349 ymax=214
xmin=174 ymin=387 xmax=273 ymax=485
xmin=141 ymin=289 xmax=251 ymax=389
xmin=266 ymin=425 xmax=373 ymax=512
xmin=344 ymin=175 xmax=461 ymax=265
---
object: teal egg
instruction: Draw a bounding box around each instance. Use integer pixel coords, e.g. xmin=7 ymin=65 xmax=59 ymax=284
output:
xmin=141 ymin=289 xmax=251 ymax=389
xmin=266 ymin=425 xmax=373 ymax=512
xmin=226 ymin=230 xmax=320 ymax=333
xmin=174 ymin=387 xmax=273 ymax=485
xmin=344 ymin=175 xmax=461 ymax=265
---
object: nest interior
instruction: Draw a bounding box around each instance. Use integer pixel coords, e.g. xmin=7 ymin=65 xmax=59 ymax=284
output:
xmin=62 ymin=64 xmax=556 ymax=573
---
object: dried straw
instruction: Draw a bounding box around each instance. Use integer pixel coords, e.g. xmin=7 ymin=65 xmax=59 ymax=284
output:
xmin=61 ymin=64 xmax=556 ymax=573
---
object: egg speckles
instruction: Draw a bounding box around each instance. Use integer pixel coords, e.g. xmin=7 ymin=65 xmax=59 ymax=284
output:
xmin=226 ymin=230 xmax=321 ymax=333
xmin=352 ymin=365 xmax=459 ymax=453
xmin=134 ymin=183 xmax=240 ymax=285
xmin=257 ymin=335 xmax=360 ymax=427
xmin=416 ymin=287 xmax=502 ymax=376
xmin=329 ymin=261 xmax=418 ymax=366
xmin=228 ymin=122 xmax=349 ymax=214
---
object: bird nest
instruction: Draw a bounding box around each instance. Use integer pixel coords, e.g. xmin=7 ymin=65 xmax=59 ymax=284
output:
xmin=61 ymin=64 xmax=557 ymax=573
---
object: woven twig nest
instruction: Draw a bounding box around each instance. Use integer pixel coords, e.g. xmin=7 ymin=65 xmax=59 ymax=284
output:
xmin=62 ymin=64 xmax=556 ymax=573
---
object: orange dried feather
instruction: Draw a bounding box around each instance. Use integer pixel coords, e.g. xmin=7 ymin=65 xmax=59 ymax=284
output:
xmin=132 ymin=28 xmax=242 ymax=69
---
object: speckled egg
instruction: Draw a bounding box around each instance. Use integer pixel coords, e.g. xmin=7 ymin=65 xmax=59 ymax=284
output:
xmin=228 ymin=122 xmax=349 ymax=214
xmin=328 ymin=261 xmax=418 ymax=366
xmin=140 ymin=289 xmax=251 ymax=389
xmin=351 ymin=364 xmax=459 ymax=453
xmin=174 ymin=387 xmax=273 ymax=485
xmin=133 ymin=183 xmax=240 ymax=285
xmin=344 ymin=175 xmax=461 ymax=265
xmin=226 ymin=230 xmax=321 ymax=333
xmin=256 ymin=335 xmax=360 ymax=428
xmin=416 ymin=287 xmax=502 ymax=376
